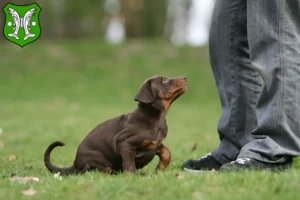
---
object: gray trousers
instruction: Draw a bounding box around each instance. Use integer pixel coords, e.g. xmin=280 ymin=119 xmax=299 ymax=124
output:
xmin=210 ymin=0 xmax=300 ymax=164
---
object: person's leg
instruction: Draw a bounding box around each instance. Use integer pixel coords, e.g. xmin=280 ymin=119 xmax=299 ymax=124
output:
xmin=182 ymin=0 xmax=262 ymax=171
xmin=210 ymin=0 xmax=263 ymax=164
xmin=221 ymin=0 xmax=300 ymax=171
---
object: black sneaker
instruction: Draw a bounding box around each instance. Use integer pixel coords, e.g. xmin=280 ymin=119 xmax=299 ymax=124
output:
xmin=182 ymin=153 xmax=222 ymax=173
xmin=220 ymin=157 xmax=293 ymax=172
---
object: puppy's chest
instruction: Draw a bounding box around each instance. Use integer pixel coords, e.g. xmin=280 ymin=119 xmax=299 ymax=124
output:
xmin=139 ymin=123 xmax=167 ymax=152
xmin=138 ymin=119 xmax=167 ymax=151
xmin=153 ymin=119 xmax=168 ymax=143
xmin=156 ymin=122 xmax=167 ymax=139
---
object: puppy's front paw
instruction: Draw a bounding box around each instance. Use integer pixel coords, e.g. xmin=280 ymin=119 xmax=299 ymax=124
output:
xmin=155 ymin=164 xmax=168 ymax=171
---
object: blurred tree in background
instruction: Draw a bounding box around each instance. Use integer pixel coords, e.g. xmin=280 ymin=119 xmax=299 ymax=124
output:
xmin=0 ymin=0 xmax=215 ymax=46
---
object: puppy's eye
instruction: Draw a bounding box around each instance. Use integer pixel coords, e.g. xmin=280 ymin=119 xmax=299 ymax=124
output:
xmin=162 ymin=77 xmax=168 ymax=83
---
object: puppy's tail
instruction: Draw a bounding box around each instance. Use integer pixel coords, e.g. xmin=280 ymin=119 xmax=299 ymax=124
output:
xmin=44 ymin=141 xmax=76 ymax=175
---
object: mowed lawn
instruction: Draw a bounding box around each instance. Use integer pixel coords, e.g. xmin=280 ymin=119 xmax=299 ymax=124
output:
xmin=0 ymin=40 xmax=299 ymax=200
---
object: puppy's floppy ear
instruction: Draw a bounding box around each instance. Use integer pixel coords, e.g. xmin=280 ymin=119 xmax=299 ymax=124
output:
xmin=134 ymin=80 xmax=155 ymax=103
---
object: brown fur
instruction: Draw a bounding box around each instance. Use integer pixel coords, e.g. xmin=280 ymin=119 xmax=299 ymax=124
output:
xmin=44 ymin=76 xmax=187 ymax=175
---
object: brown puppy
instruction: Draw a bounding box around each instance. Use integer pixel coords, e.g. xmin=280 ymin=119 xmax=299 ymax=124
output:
xmin=44 ymin=76 xmax=187 ymax=175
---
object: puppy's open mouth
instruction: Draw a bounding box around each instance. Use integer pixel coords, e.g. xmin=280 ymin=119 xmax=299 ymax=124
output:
xmin=178 ymin=84 xmax=187 ymax=92
xmin=180 ymin=81 xmax=187 ymax=91
xmin=169 ymin=85 xmax=186 ymax=104
xmin=170 ymin=86 xmax=186 ymax=95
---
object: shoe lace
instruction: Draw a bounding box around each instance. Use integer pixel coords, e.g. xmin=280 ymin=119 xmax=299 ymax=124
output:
xmin=198 ymin=153 xmax=212 ymax=160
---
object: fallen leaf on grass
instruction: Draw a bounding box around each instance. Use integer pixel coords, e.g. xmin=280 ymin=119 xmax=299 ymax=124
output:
xmin=54 ymin=172 xmax=60 ymax=178
xmin=191 ymin=142 xmax=198 ymax=152
xmin=175 ymin=173 xmax=185 ymax=179
xmin=10 ymin=174 xmax=39 ymax=183
xmin=124 ymin=191 xmax=136 ymax=197
xmin=54 ymin=172 xmax=62 ymax=180
xmin=192 ymin=191 xmax=202 ymax=199
xmin=8 ymin=155 xmax=17 ymax=161
xmin=22 ymin=187 xmax=37 ymax=196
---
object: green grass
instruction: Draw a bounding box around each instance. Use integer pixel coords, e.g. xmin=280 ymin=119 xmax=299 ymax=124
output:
xmin=0 ymin=40 xmax=299 ymax=200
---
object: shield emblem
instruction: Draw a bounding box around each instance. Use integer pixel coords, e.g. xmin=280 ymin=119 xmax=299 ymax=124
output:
xmin=2 ymin=2 xmax=42 ymax=47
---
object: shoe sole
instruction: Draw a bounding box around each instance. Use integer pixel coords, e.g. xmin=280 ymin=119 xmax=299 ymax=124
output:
xmin=219 ymin=160 xmax=293 ymax=173
xmin=183 ymin=168 xmax=214 ymax=174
